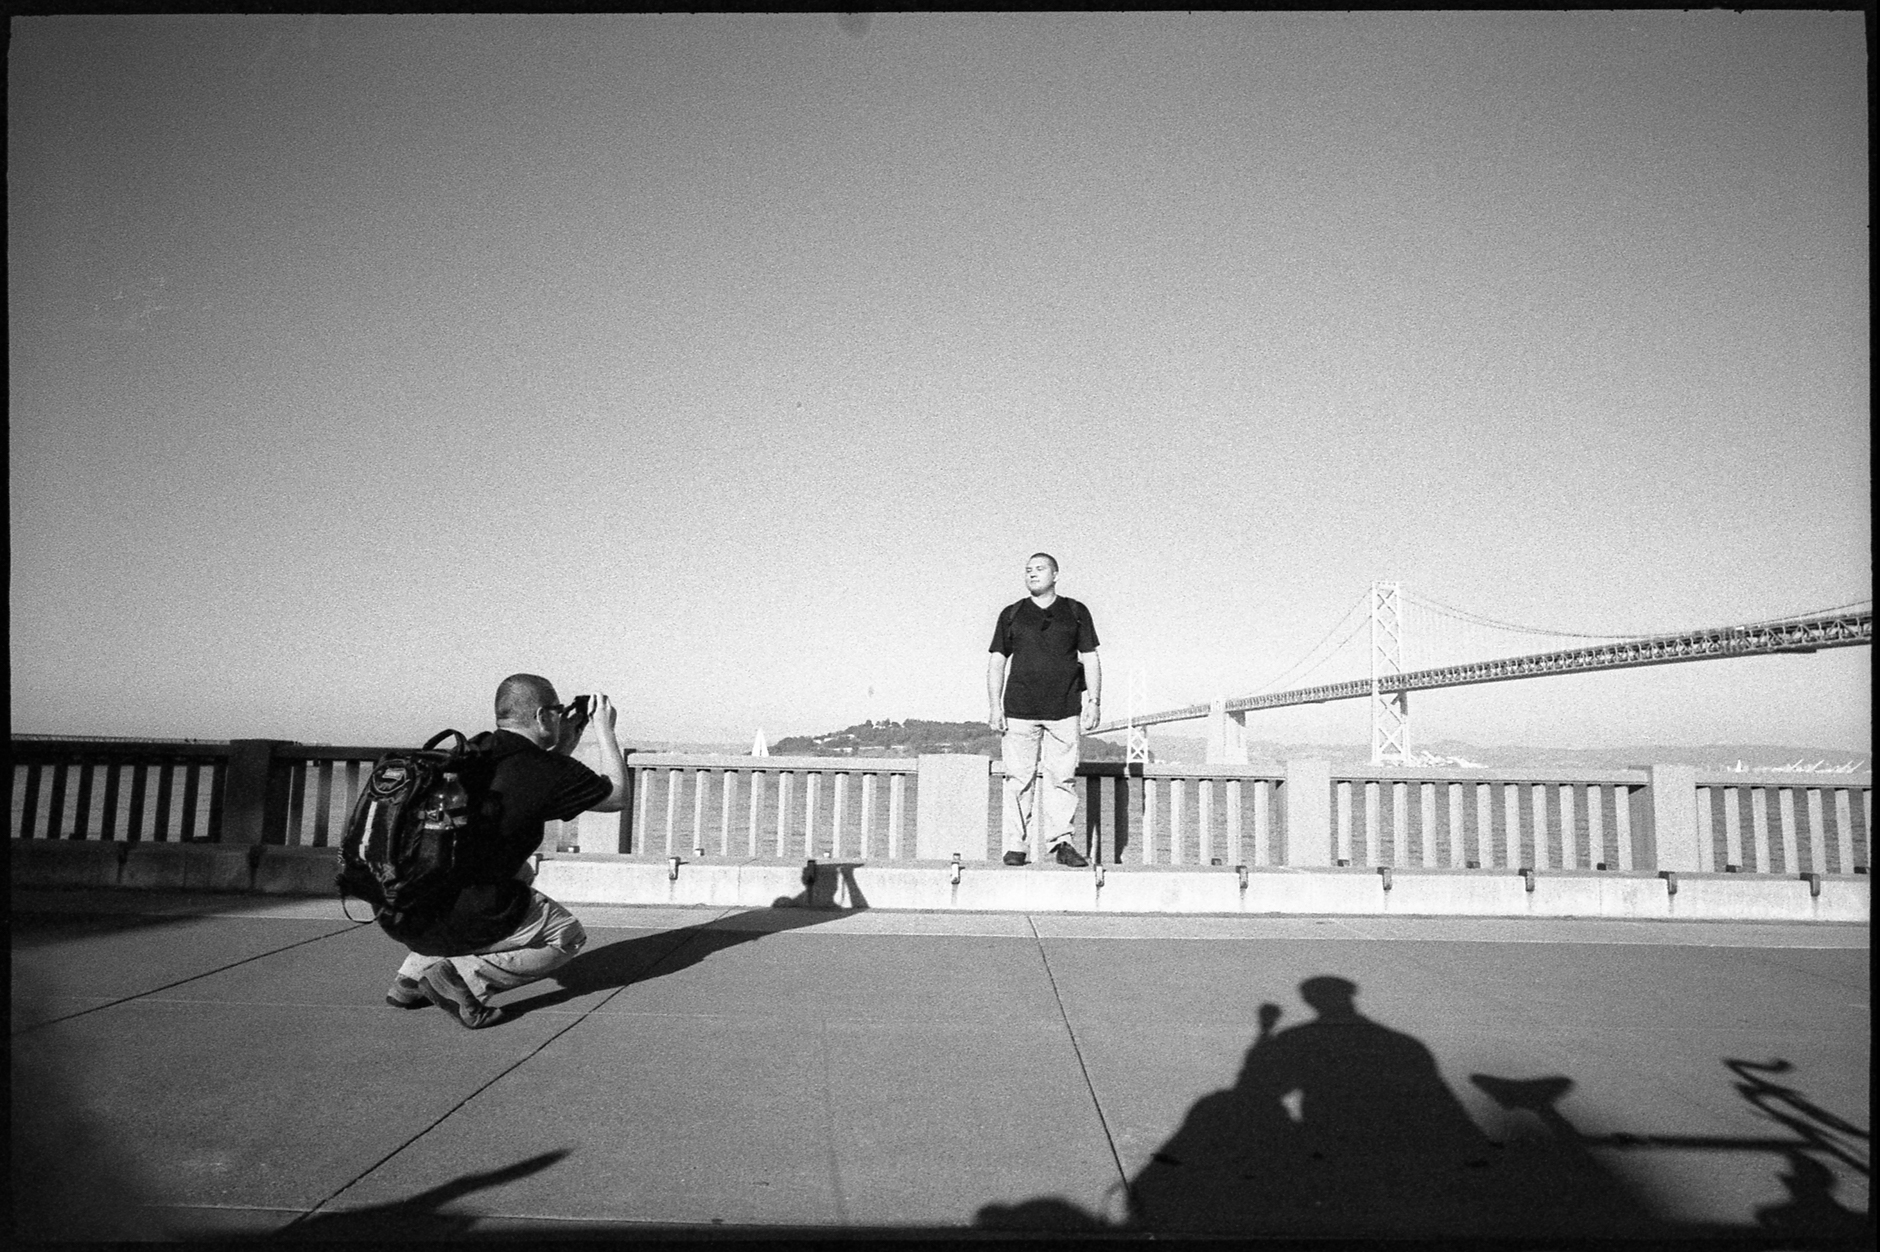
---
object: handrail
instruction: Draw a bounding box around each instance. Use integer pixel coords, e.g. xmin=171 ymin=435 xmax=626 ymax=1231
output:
xmin=628 ymin=752 xmax=916 ymax=772
xmin=9 ymin=738 xmax=233 ymax=759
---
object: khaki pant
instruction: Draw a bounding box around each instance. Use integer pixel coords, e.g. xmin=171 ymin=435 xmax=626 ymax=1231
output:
xmin=1001 ymin=715 xmax=1082 ymax=857
xmin=396 ymin=889 xmax=587 ymax=1001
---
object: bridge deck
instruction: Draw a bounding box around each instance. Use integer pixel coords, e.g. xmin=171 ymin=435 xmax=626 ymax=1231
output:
xmin=1100 ymin=609 xmax=1874 ymax=732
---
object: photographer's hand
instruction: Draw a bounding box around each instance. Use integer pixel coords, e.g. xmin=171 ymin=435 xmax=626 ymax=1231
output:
xmin=590 ymin=694 xmax=619 ymax=744
xmin=554 ymin=703 xmax=585 ymax=755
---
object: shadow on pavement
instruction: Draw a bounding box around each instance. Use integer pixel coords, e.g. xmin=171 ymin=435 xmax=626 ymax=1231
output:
xmin=273 ymin=1151 xmax=569 ymax=1240
xmin=500 ymin=867 xmax=869 ymax=1019
xmin=11 ymin=970 xmax=173 ymax=1242
xmin=977 ymin=974 xmax=1874 ymax=1243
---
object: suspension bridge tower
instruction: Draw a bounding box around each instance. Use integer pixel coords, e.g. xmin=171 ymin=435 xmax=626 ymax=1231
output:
xmin=1371 ymin=580 xmax=1409 ymax=765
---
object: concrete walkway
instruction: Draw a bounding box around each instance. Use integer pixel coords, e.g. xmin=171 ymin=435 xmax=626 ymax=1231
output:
xmin=11 ymin=888 xmax=1871 ymax=1243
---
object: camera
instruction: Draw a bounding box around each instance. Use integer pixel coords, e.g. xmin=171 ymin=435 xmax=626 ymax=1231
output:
xmin=563 ymin=694 xmax=594 ymax=730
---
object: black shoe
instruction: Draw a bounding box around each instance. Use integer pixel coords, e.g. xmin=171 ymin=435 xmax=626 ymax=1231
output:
xmin=1003 ymin=851 xmax=1027 ymax=867
xmin=385 ymin=975 xmax=428 ymax=1010
xmin=420 ymin=963 xmax=507 ymax=1030
xmin=1053 ymin=843 xmax=1090 ymax=868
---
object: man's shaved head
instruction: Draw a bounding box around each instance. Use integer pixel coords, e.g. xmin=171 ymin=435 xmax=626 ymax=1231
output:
xmin=495 ymin=673 xmax=559 ymax=725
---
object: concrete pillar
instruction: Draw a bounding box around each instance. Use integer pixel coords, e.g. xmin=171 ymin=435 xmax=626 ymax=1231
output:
xmin=1644 ymin=764 xmax=1700 ymax=872
xmin=221 ymin=740 xmax=292 ymax=845
xmin=916 ymin=754 xmax=991 ymax=861
xmin=1205 ymin=700 xmax=1249 ymax=764
xmin=1282 ymin=758 xmax=1333 ymax=866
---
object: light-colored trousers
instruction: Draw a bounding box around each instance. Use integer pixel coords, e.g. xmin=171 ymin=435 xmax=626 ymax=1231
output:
xmin=397 ymin=889 xmax=588 ymax=1002
xmin=1001 ymin=715 xmax=1082 ymax=856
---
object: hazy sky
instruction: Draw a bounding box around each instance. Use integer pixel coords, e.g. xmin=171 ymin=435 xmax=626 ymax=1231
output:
xmin=9 ymin=13 xmax=1870 ymax=750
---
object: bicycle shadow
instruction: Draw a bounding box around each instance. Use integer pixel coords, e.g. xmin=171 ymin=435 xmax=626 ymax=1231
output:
xmin=1120 ymin=974 xmax=1676 ymax=1237
xmin=273 ymin=1151 xmax=569 ymax=1240
xmin=499 ymin=864 xmax=870 ymax=1018
xmin=978 ymin=974 xmax=1872 ymax=1239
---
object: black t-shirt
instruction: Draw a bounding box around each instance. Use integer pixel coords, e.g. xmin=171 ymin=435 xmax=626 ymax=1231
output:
xmin=989 ymin=596 xmax=1100 ymax=720
xmin=406 ymin=729 xmax=611 ymax=954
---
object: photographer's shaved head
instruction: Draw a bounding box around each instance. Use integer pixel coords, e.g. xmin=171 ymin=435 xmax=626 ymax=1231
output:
xmin=495 ymin=673 xmax=558 ymax=725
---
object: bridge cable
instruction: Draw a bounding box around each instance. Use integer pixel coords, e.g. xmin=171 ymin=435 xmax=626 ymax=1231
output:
xmin=1249 ymin=590 xmax=1371 ymax=694
xmin=1400 ymin=592 xmax=1872 ymax=644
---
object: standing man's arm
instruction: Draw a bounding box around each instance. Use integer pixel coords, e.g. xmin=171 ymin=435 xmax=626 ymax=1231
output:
xmin=986 ymin=652 xmax=1009 ymax=733
xmin=1079 ymin=652 xmax=1102 ymax=732
xmin=1075 ymin=601 xmax=1103 ymax=733
xmin=585 ymin=694 xmax=630 ymax=813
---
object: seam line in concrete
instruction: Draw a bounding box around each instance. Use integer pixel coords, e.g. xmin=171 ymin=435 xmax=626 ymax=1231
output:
xmin=11 ymin=921 xmax=372 ymax=1035
xmin=1027 ymin=913 xmax=1133 ymax=1218
xmin=282 ymin=913 xmax=731 ymax=1231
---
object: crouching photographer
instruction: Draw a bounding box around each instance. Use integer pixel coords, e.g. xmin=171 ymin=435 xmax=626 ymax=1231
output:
xmin=383 ymin=674 xmax=627 ymax=1029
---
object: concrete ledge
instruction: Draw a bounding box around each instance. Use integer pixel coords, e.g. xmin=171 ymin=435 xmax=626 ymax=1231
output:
xmin=12 ymin=842 xmax=1871 ymax=922
xmin=1665 ymin=872 xmax=1872 ymax=923
xmin=954 ymin=867 xmax=1095 ymax=913
xmin=843 ymin=865 xmax=955 ymax=910
xmin=1816 ymin=878 xmax=1868 ymax=923
xmin=193 ymin=845 xmax=259 ymax=893
xmin=1385 ymin=870 xmax=1532 ymax=916
xmin=12 ymin=839 xmax=122 ymax=889
xmin=119 ymin=842 xmax=191 ymax=891
xmin=250 ymin=846 xmax=336 ymax=895
xmin=535 ymin=857 xmax=673 ymax=905
xmin=1592 ymin=875 xmax=1676 ymax=919
xmin=1243 ymin=868 xmax=1384 ymax=914
xmin=1100 ymin=868 xmax=1243 ymax=914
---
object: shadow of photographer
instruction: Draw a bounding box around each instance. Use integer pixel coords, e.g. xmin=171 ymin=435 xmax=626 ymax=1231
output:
xmin=981 ymin=974 xmax=1678 ymax=1238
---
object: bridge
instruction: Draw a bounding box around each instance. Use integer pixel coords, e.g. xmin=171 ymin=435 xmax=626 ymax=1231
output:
xmin=1094 ymin=585 xmax=1874 ymax=765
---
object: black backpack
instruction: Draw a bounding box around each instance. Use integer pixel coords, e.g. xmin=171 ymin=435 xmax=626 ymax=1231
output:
xmin=335 ymin=730 xmax=499 ymax=947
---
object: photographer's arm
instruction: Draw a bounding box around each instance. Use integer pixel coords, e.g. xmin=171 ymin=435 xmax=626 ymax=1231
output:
xmin=586 ymin=694 xmax=629 ymax=813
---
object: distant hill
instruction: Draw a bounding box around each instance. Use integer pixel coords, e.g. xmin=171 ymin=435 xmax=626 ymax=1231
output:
xmin=644 ymin=722 xmax=1867 ymax=775
xmin=1103 ymin=734 xmax=1869 ymax=774
xmin=770 ymin=719 xmax=1128 ymax=761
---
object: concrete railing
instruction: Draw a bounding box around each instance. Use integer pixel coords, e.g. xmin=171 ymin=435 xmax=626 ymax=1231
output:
xmin=614 ymin=753 xmax=916 ymax=861
xmin=1329 ymin=768 xmax=1649 ymax=872
xmin=999 ymin=761 xmax=1295 ymax=867
xmin=10 ymin=738 xmax=233 ymax=844
xmin=1322 ymin=766 xmax=1871 ymax=876
xmin=11 ymin=737 xmax=1869 ymax=889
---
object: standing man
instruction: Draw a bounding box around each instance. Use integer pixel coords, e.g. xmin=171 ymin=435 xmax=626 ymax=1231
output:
xmin=988 ymin=552 xmax=1101 ymax=867
xmin=384 ymin=673 xmax=628 ymax=1029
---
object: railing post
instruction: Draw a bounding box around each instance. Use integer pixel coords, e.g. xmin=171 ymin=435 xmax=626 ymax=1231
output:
xmin=614 ymin=749 xmax=636 ymax=853
xmin=916 ymin=755 xmax=990 ymax=861
xmin=1643 ymin=764 xmax=1700 ymax=872
xmin=1282 ymin=758 xmax=1333 ymax=866
xmin=222 ymin=739 xmax=291 ymax=845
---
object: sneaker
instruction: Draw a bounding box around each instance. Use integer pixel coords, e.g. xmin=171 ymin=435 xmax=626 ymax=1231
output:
xmin=1003 ymin=851 xmax=1027 ymax=867
xmin=385 ymin=975 xmax=428 ymax=1010
xmin=420 ymin=962 xmax=507 ymax=1030
xmin=1052 ymin=843 xmax=1090 ymax=868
